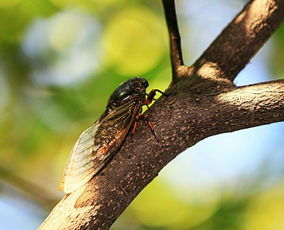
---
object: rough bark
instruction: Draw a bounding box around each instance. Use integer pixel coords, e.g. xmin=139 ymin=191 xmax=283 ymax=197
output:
xmin=187 ymin=0 xmax=284 ymax=81
xmin=39 ymin=0 xmax=284 ymax=229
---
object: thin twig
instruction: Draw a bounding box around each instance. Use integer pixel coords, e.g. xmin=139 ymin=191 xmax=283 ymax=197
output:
xmin=162 ymin=0 xmax=184 ymax=83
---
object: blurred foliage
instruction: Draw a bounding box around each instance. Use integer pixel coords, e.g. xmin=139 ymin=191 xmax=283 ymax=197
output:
xmin=270 ymin=25 xmax=284 ymax=78
xmin=243 ymin=185 xmax=284 ymax=230
xmin=0 ymin=0 xmax=170 ymax=191
xmin=0 ymin=0 xmax=283 ymax=229
xmin=113 ymin=179 xmax=284 ymax=230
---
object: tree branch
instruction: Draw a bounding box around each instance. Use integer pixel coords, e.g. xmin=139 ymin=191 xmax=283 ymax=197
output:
xmin=39 ymin=79 xmax=284 ymax=230
xmin=188 ymin=0 xmax=284 ymax=81
xmin=40 ymin=0 xmax=284 ymax=229
xmin=162 ymin=0 xmax=185 ymax=83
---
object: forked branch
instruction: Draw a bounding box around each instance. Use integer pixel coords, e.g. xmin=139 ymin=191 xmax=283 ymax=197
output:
xmin=39 ymin=0 xmax=284 ymax=229
xmin=39 ymin=79 xmax=284 ymax=230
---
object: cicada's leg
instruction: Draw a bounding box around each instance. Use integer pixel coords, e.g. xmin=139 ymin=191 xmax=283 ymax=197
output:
xmin=131 ymin=113 xmax=158 ymax=140
xmin=141 ymin=114 xmax=157 ymax=139
xmin=132 ymin=89 xmax=171 ymax=139
xmin=131 ymin=115 xmax=139 ymax=135
xmin=144 ymin=89 xmax=168 ymax=105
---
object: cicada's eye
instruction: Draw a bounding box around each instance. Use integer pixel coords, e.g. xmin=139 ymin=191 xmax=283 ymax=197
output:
xmin=134 ymin=85 xmax=142 ymax=92
xmin=142 ymin=80 xmax=149 ymax=88
xmin=135 ymin=79 xmax=148 ymax=92
xmin=134 ymin=82 xmax=145 ymax=93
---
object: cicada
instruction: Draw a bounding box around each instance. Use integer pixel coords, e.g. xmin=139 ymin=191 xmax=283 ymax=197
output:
xmin=59 ymin=77 xmax=164 ymax=193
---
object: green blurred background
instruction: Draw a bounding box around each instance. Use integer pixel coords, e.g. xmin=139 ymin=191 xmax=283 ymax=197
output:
xmin=0 ymin=0 xmax=284 ymax=229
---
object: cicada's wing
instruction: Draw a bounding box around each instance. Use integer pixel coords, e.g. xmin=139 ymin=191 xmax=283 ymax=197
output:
xmin=58 ymin=122 xmax=102 ymax=193
xmin=59 ymin=100 xmax=142 ymax=193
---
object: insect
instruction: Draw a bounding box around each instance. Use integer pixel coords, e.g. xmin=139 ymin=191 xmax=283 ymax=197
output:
xmin=59 ymin=77 xmax=166 ymax=193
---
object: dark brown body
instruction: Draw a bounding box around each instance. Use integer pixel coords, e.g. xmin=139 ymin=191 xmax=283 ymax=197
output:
xmin=59 ymin=77 xmax=148 ymax=193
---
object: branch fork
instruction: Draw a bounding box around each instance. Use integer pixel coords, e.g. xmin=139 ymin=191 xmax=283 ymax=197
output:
xmin=40 ymin=0 xmax=284 ymax=229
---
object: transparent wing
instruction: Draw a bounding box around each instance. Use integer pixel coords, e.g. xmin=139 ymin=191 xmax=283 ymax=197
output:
xmin=58 ymin=122 xmax=101 ymax=193
xmin=59 ymin=100 xmax=141 ymax=193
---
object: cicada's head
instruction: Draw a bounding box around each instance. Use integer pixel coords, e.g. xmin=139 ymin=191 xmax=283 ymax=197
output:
xmin=108 ymin=77 xmax=149 ymax=107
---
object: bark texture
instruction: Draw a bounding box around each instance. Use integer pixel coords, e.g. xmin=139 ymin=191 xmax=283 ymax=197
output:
xmin=39 ymin=0 xmax=284 ymax=229
xmin=188 ymin=0 xmax=284 ymax=81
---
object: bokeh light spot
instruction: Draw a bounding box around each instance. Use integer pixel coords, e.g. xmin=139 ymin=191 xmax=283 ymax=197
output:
xmin=103 ymin=7 xmax=166 ymax=76
xmin=22 ymin=10 xmax=101 ymax=86
xmin=49 ymin=13 xmax=85 ymax=52
xmin=130 ymin=181 xmax=217 ymax=228
xmin=0 ymin=0 xmax=20 ymax=8
xmin=244 ymin=185 xmax=284 ymax=230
